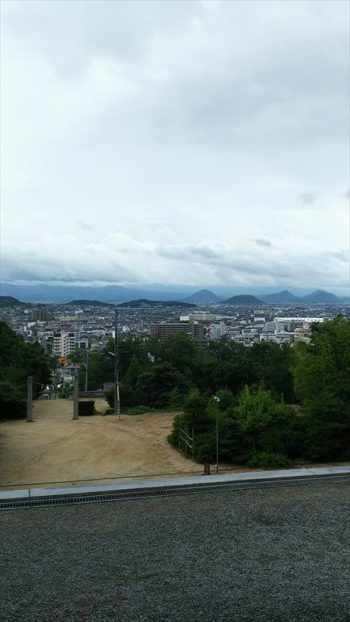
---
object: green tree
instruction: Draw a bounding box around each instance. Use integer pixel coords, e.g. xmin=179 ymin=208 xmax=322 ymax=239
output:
xmin=104 ymin=335 xmax=149 ymax=378
xmin=148 ymin=333 xmax=196 ymax=379
xmin=208 ymin=341 xmax=256 ymax=394
xmin=0 ymin=321 xmax=51 ymax=417
xmin=233 ymin=385 xmax=297 ymax=463
xmin=136 ymin=362 xmax=191 ymax=408
xmin=124 ymin=354 xmax=144 ymax=389
xmin=0 ymin=321 xmax=25 ymax=368
xmin=181 ymin=388 xmax=210 ymax=433
xmin=293 ymin=316 xmax=350 ymax=460
xmin=250 ymin=342 xmax=295 ymax=402
xmin=0 ymin=380 xmax=26 ymax=419
xmin=235 ymin=385 xmax=281 ymax=434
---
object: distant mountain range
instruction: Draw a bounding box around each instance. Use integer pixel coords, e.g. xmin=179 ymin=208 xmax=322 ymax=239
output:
xmin=302 ymin=290 xmax=339 ymax=303
xmin=0 ymin=284 xmax=348 ymax=305
xmin=259 ymin=290 xmax=300 ymax=304
xmin=0 ymin=283 xmax=188 ymax=304
xmin=185 ymin=289 xmax=222 ymax=304
xmin=221 ymin=295 xmax=264 ymax=305
xmin=117 ymin=299 xmax=196 ymax=309
xmin=0 ymin=296 xmax=25 ymax=308
xmin=65 ymin=299 xmax=116 ymax=307
xmin=259 ymin=289 xmax=341 ymax=304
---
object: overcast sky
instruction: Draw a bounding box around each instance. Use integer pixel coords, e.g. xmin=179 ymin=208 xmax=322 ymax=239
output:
xmin=1 ymin=0 xmax=349 ymax=293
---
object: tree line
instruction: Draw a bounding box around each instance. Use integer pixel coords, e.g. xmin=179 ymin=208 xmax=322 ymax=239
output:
xmin=167 ymin=317 xmax=350 ymax=466
xmin=74 ymin=332 xmax=295 ymax=406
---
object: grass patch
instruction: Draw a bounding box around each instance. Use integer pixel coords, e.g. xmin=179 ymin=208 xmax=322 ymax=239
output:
xmin=103 ymin=405 xmax=160 ymax=416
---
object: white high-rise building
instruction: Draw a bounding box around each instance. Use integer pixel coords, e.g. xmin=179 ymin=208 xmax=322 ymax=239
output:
xmin=53 ymin=332 xmax=77 ymax=357
xmin=209 ymin=322 xmax=226 ymax=339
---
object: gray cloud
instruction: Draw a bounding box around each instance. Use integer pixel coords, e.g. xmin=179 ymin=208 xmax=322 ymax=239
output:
xmin=252 ymin=238 xmax=272 ymax=247
xmin=77 ymin=221 xmax=94 ymax=230
xmin=3 ymin=235 xmax=348 ymax=292
xmin=298 ymin=192 xmax=318 ymax=205
xmin=1 ymin=0 xmax=349 ymax=293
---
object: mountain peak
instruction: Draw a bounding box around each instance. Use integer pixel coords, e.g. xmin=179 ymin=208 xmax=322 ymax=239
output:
xmin=260 ymin=290 xmax=300 ymax=303
xmin=303 ymin=290 xmax=338 ymax=303
xmin=185 ymin=289 xmax=222 ymax=303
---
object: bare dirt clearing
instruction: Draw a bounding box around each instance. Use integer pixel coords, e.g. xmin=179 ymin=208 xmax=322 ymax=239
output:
xmin=0 ymin=399 xmax=203 ymax=489
xmin=3 ymin=400 xmax=345 ymax=490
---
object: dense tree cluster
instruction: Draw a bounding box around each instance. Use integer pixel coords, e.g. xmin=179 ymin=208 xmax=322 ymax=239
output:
xmin=169 ymin=317 xmax=350 ymax=465
xmin=105 ymin=318 xmax=349 ymax=466
xmin=293 ymin=316 xmax=350 ymax=460
xmin=101 ymin=333 xmax=296 ymax=410
xmin=74 ymin=317 xmax=349 ymax=465
xmin=0 ymin=321 xmax=52 ymax=418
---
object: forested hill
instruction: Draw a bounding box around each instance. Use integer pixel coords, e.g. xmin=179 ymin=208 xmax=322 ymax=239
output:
xmin=221 ymin=295 xmax=264 ymax=305
xmin=185 ymin=289 xmax=222 ymax=303
xmin=0 ymin=296 xmax=25 ymax=307
xmin=66 ymin=300 xmax=116 ymax=307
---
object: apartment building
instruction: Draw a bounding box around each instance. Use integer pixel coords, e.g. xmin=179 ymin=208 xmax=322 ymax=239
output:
xmin=150 ymin=321 xmax=205 ymax=342
xmin=53 ymin=331 xmax=77 ymax=357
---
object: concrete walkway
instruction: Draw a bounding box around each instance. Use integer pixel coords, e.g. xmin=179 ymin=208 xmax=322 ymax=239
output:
xmin=1 ymin=465 xmax=349 ymax=501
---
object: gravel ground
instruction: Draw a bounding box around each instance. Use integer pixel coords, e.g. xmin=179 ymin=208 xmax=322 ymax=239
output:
xmin=1 ymin=482 xmax=349 ymax=622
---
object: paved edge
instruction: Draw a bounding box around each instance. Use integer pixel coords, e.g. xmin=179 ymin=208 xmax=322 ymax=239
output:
xmin=1 ymin=466 xmax=350 ymax=502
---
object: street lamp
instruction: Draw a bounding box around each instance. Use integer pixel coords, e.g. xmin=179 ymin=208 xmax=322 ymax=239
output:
xmin=213 ymin=396 xmax=220 ymax=473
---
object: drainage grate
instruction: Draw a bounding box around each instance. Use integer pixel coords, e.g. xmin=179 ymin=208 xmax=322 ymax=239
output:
xmin=1 ymin=473 xmax=349 ymax=512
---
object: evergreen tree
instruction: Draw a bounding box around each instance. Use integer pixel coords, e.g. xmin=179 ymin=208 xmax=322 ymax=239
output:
xmin=293 ymin=316 xmax=350 ymax=459
xmin=0 ymin=321 xmax=51 ymax=418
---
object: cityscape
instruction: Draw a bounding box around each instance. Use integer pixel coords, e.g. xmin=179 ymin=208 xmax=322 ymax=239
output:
xmin=2 ymin=291 xmax=349 ymax=352
xmin=1 ymin=0 xmax=349 ymax=620
xmin=1 ymin=288 xmax=349 ymax=391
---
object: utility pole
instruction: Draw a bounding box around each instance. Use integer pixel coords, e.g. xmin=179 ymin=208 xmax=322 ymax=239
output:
xmin=73 ymin=370 xmax=79 ymax=420
xmin=27 ymin=376 xmax=33 ymax=422
xmin=84 ymin=347 xmax=89 ymax=393
xmin=114 ymin=309 xmax=121 ymax=419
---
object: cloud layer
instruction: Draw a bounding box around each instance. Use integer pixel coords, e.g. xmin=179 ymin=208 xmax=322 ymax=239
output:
xmin=1 ymin=0 xmax=349 ymax=292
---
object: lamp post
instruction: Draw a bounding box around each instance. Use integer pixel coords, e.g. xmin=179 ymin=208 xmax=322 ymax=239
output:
xmin=213 ymin=396 xmax=220 ymax=473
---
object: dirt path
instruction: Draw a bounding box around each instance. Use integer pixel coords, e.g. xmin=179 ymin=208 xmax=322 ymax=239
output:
xmin=0 ymin=399 xmax=202 ymax=489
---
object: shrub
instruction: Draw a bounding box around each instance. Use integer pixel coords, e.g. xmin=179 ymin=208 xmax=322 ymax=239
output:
xmin=78 ymin=400 xmax=95 ymax=416
xmin=123 ymin=405 xmax=157 ymax=415
xmin=0 ymin=380 xmax=26 ymax=419
xmin=167 ymin=413 xmax=182 ymax=446
xmin=245 ymin=450 xmax=292 ymax=469
xmin=194 ymin=432 xmax=216 ymax=463
xmin=104 ymin=389 xmax=115 ymax=409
